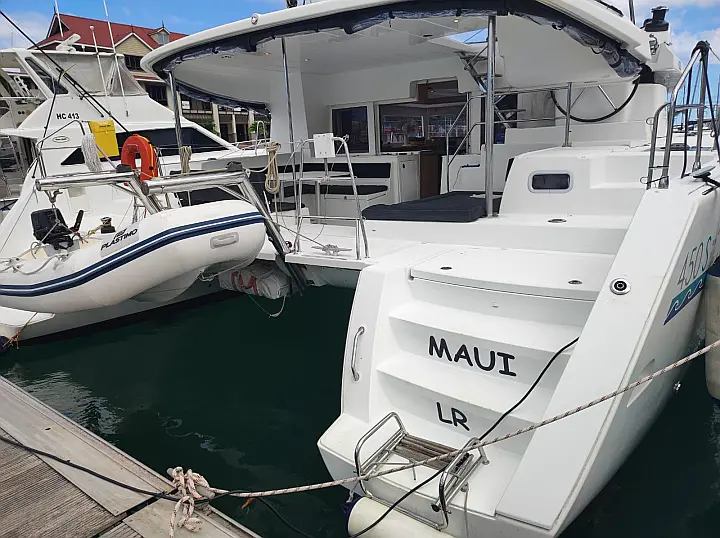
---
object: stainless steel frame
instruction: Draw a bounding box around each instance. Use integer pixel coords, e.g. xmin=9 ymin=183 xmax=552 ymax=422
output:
xmin=34 ymin=119 xmax=86 ymax=178
xmin=289 ymin=136 xmax=370 ymax=259
xmin=564 ymin=82 xmax=573 ymax=147
xmin=167 ymin=69 xmax=184 ymax=152
xmin=647 ymin=46 xmax=710 ymax=189
xmin=281 ymin=36 xmax=299 ymax=221
xmin=484 ymin=15 xmax=497 ymax=218
xmin=353 ymin=412 xmax=486 ymax=531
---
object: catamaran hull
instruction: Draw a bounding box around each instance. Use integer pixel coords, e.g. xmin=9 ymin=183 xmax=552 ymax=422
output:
xmin=318 ymin=179 xmax=720 ymax=538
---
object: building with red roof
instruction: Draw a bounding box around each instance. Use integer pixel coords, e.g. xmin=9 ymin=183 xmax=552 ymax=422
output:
xmin=31 ymin=13 xmax=263 ymax=142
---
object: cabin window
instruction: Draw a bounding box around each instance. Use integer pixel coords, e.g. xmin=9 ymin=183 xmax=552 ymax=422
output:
xmin=332 ymin=106 xmax=369 ymax=153
xmin=124 ymin=55 xmax=142 ymax=71
xmin=146 ymin=84 xmax=168 ymax=106
xmin=60 ymin=127 xmax=226 ymax=165
xmin=24 ymin=58 xmax=67 ymax=95
xmin=530 ymin=173 xmax=572 ymax=192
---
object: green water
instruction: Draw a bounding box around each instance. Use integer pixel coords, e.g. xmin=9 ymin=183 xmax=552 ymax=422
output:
xmin=1 ymin=288 xmax=719 ymax=538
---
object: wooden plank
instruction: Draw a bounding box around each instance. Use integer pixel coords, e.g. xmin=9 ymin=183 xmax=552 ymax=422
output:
xmin=0 ymin=377 xmax=169 ymax=516
xmin=124 ymin=501 xmax=255 ymax=538
xmin=0 ymin=428 xmax=118 ymax=538
xmin=0 ymin=377 xmax=261 ymax=538
xmin=99 ymin=523 xmax=143 ymax=538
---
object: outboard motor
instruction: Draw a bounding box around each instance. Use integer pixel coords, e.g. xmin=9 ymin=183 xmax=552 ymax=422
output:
xmin=31 ymin=208 xmax=73 ymax=250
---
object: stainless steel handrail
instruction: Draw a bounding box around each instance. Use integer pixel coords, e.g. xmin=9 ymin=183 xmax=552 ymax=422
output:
xmin=36 ymin=170 xmax=135 ymax=190
xmin=350 ymin=326 xmax=365 ymax=381
xmin=141 ymin=171 xmax=248 ymax=195
xmin=34 ymin=119 xmax=87 ymax=178
xmin=647 ymin=46 xmax=709 ymax=189
xmin=431 ymin=437 xmax=489 ymax=530
xmin=290 ymin=136 xmax=370 ymax=259
xmin=353 ymin=412 xmax=407 ymax=480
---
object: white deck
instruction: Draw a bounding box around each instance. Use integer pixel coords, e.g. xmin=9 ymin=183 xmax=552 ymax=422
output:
xmin=257 ymin=217 xmax=420 ymax=271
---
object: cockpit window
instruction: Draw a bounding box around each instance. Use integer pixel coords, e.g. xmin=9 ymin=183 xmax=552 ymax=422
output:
xmin=25 ymin=58 xmax=68 ymax=95
xmin=61 ymin=127 xmax=228 ymax=166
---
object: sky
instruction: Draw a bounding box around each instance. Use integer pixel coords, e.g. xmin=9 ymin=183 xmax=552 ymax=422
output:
xmin=0 ymin=0 xmax=718 ymax=89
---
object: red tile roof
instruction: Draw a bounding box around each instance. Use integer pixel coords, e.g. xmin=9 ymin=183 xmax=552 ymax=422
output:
xmin=34 ymin=14 xmax=186 ymax=51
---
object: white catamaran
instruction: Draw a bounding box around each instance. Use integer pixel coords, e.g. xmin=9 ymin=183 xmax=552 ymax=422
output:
xmin=157 ymin=0 xmax=720 ymax=535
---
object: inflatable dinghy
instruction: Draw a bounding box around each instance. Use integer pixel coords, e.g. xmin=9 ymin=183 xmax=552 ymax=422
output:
xmin=0 ymin=200 xmax=265 ymax=313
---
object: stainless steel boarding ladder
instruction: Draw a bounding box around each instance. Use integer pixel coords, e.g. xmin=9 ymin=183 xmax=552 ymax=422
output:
xmin=646 ymin=42 xmax=715 ymax=189
xmin=354 ymin=412 xmax=489 ymax=530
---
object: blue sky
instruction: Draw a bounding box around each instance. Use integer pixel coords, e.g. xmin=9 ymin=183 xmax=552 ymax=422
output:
xmin=0 ymin=0 xmax=718 ymax=91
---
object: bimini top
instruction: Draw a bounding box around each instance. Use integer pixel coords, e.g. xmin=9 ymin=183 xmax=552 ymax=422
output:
xmin=141 ymin=0 xmax=652 ymax=111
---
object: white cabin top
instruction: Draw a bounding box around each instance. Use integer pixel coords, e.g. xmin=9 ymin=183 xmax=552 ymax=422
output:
xmin=140 ymin=0 xmax=681 ymax=151
xmin=142 ymin=0 xmax=655 ymax=94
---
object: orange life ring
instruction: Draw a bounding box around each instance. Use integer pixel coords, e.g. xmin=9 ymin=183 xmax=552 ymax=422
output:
xmin=120 ymin=134 xmax=158 ymax=181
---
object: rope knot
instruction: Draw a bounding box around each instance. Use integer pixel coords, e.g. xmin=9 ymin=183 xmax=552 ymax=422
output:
xmin=168 ymin=467 xmax=216 ymax=538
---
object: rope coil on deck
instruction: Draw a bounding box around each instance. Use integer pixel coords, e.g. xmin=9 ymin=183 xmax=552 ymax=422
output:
xmin=169 ymin=467 xmax=216 ymax=537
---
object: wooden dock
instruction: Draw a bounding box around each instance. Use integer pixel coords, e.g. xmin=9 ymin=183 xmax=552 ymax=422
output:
xmin=0 ymin=375 xmax=260 ymax=538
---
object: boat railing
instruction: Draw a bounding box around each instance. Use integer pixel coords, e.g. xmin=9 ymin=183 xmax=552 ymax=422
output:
xmin=291 ymin=135 xmax=369 ymax=259
xmin=234 ymin=135 xmax=273 ymax=156
xmin=647 ymin=43 xmax=715 ymax=189
xmin=444 ymin=82 xmax=580 ymax=193
xmin=35 ymin=167 xmax=252 ymax=216
xmin=33 ymin=119 xmax=87 ymax=179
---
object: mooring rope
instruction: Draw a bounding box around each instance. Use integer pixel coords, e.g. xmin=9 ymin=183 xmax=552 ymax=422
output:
xmin=172 ymin=338 xmax=720 ymax=504
xmin=169 ymin=467 xmax=216 ymax=538
xmin=180 ymin=146 xmax=193 ymax=175
xmin=2 ymin=335 xmax=716 ymax=538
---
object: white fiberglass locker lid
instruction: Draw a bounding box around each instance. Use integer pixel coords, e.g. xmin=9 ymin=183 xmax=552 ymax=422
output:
xmin=142 ymin=0 xmax=651 ymax=106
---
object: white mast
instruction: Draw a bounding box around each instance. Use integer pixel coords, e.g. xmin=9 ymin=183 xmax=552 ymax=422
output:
xmin=102 ymin=0 xmax=129 ymax=117
xmin=54 ymin=0 xmax=64 ymax=38
xmin=89 ymin=25 xmax=111 ymax=111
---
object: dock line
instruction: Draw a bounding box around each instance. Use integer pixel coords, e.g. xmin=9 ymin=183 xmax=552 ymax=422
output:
xmin=1 ymin=338 xmax=717 ymax=509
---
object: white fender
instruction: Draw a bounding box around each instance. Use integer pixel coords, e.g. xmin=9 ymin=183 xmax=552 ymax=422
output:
xmin=0 ymin=200 xmax=265 ymax=313
xmin=348 ymin=498 xmax=446 ymax=538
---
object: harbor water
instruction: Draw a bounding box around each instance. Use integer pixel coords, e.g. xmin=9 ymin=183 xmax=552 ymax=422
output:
xmin=1 ymin=288 xmax=718 ymax=538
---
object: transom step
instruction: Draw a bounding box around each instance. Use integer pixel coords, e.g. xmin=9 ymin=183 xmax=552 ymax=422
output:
xmin=355 ymin=413 xmax=489 ymax=530
xmin=394 ymin=435 xmax=458 ymax=471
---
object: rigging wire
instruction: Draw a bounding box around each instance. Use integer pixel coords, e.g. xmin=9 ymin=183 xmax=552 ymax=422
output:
xmin=0 ymin=10 xmax=129 ymax=132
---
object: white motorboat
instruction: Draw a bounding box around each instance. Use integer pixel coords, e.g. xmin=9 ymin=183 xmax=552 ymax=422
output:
xmin=0 ymin=47 xmax=276 ymax=341
xmin=142 ymin=1 xmax=720 ymax=536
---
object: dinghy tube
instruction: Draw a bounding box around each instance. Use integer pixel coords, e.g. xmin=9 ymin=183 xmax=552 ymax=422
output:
xmin=705 ymin=258 xmax=720 ymax=401
xmin=0 ymin=200 xmax=265 ymax=314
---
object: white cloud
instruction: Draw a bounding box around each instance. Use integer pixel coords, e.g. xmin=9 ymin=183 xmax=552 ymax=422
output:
xmin=672 ymin=28 xmax=720 ymax=63
xmin=0 ymin=11 xmax=50 ymax=49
